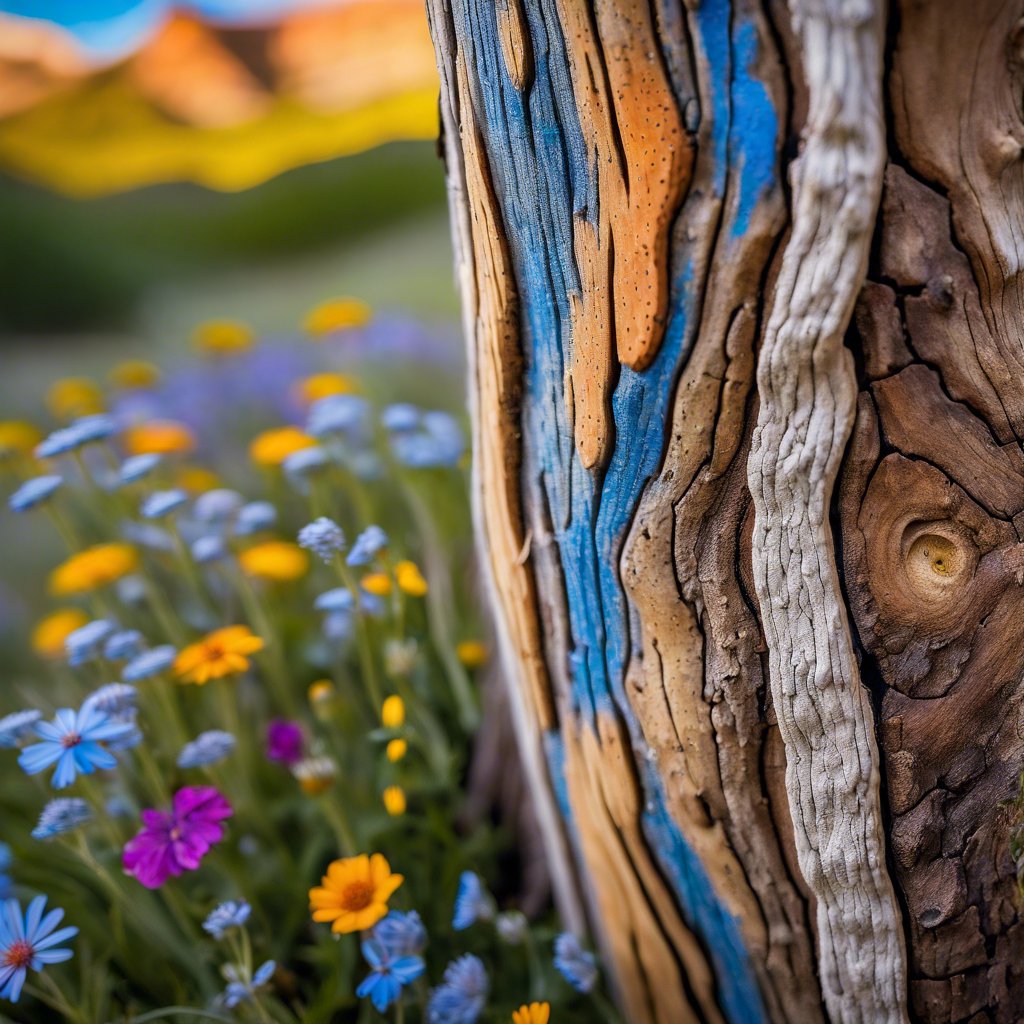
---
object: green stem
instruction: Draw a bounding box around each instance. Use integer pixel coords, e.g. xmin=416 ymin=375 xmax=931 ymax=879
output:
xmin=332 ymin=556 xmax=382 ymax=712
xmin=23 ymin=976 xmax=88 ymax=1024
xmin=319 ymin=796 xmax=356 ymax=855
xmin=233 ymin=569 xmax=296 ymax=716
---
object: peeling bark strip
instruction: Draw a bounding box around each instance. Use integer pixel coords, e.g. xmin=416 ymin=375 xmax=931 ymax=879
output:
xmin=746 ymin=1 xmax=908 ymax=1022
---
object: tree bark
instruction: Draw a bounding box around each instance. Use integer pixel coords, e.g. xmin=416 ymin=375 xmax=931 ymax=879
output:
xmin=425 ymin=1 xmax=1024 ymax=1021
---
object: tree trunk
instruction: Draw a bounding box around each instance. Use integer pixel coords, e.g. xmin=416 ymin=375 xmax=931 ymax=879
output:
xmin=425 ymin=1 xmax=1024 ymax=1021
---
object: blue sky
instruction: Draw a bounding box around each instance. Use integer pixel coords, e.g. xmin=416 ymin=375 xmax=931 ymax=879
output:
xmin=0 ymin=1 xmax=322 ymax=61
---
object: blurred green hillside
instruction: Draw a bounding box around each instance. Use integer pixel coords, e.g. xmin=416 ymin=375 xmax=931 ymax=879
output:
xmin=0 ymin=140 xmax=456 ymax=339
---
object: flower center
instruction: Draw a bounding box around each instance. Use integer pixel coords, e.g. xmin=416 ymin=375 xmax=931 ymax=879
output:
xmin=2 ymin=939 xmax=33 ymax=969
xmin=341 ymin=880 xmax=374 ymax=911
xmin=61 ymin=731 xmax=81 ymax=748
xmin=203 ymin=642 xmax=225 ymax=661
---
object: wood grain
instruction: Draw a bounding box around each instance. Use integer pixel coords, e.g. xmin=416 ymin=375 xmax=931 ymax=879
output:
xmin=428 ymin=0 xmax=1024 ymax=1021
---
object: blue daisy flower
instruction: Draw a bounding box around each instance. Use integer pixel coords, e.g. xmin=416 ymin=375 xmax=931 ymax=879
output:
xmin=177 ymin=730 xmax=236 ymax=769
xmin=118 ymin=453 xmax=162 ymax=485
xmin=36 ymin=414 xmax=116 ymax=459
xmin=140 ymin=489 xmax=188 ymax=519
xmin=0 ymin=895 xmax=78 ymax=1003
xmin=298 ymin=517 xmax=345 ymax=563
xmin=346 ymin=525 xmax=388 ymax=567
xmin=234 ymin=501 xmax=276 ymax=536
xmin=221 ymin=959 xmax=275 ymax=1008
xmin=83 ymin=683 xmax=137 ymax=718
xmin=8 ymin=475 xmax=63 ymax=513
xmin=120 ymin=520 xmax=174 ymax=552
xmin=553 ymin=932 xmax=598 ymax=993
xmin=65 ymin=619 xmax=116 ymax=667
xmin=18 ymin=705 xmax=135 ymax=789
xmin=122 ymin=645 xmax=176 ymax=682
xmin=373 ymin=911 xmax=427 ymax=957
xmin=31 ymin=798 xmax=93 ymax=840
xmin=381 ymin=403 xmax=421 ymax=433
xmin=427 ymin=954 xmax=488 ymax=1024
xmin=203 ymin=900 xmax=251 ymax=940
xmin=192 ymin=535 xmax=228 ymax=564
xmin=103 ymin=629 xmax=143 ymax=661
xmin=356 ymin=937 xmax=425 ymax=1012
xmin=193 ymin=488 xmax=243 ymax=523
xmin=452 ymin=871 xmax=494 ymax=930
xmin=306 ymin=394 xmax=369 ymax=438
xmin=0 ymin=710 xmax=41 ymax=749
xmin=283 ymin=446 xmax=329 ymax=481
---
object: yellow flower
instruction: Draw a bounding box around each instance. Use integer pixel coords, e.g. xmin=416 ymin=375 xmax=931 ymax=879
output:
xmin=383 ymin=786 xmax=406 ymax=816
xmin=513 ymin=1004 xmax=551 ymax=1024
xmin=109 ymin=360 xmax=161 ymax=390
xmin=309 ymin=853 xmax=403 ymax=933
xmin=395 ymin=560 xmax=428 ymax=597
xmin=303 ymin=297 xmax=372 ymax=337
xmin=296 ymin=373 xmax=359 ymax=405
xmin=47 ymin=378 xmax=104 ymax=420
xmin=193 ymin=319 xmax=254 ymax=356
xmin=176 ymin=465 xmax=221 ymax=493
xmin=381 ymin=695 xmax=405 ymax=729
xmin=50 ymin=544 xmax=139 ymax=596
xmin=361 ymin=572 xmax=392 ymax=597
xmin=239 ymin=541 xmax=309 ymax=582
xmin=308 ymin=679 xmax=336 ymax=705
xmin=174 ymin=625 xmax=265 ymax=685
xmin=249 ymin=426 xmax=317 ymax=467
xmin=124 ymin=420 xmax=196 ymax=456
xmin=456 ymin=640 xmax=489 ymax=669
xmin=386 ymin=739 xmax=407 ymax=763
xmin=32 ymin=608 xmax=89 ymax=659
xmin=0 ymin=421 xmax=42 ymax=459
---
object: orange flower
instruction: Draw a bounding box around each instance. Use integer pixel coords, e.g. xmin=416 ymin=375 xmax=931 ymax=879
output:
xmin=123 ymin=420 xmax=196 ymax=456
xmin=193 ymin=319 xmax=253 ymax=356
xmin=296 ymin=373 xmax=359 ymax=405
xmin=456 ymin=640 xmax=488 ymax=669
xmin=0 ymin=421 xmax=42 ymax=459
xmin=50 ymin=544 xmax=139 ymax=595
xmin=395 ymin=560 xmax=428 ymax=597
xmin=32 ymin=608 xmax=89 ymax=659
xmin=382 ymin=786 xmax=406 ymax=816
xmin=174 ymin=625 xmax=265 ymax=685
xmin=249 ymin=426 xmax=317 ymax=467
xmin=513 ymin=1004 xmax=551 ymax=1024
xmin=239 ymin=541 xmax=309 ymax=582
xmin=360 ymin=572 xmax=392 ymax=597
xmin=303 ymin=297 xmax=372 ymax=337
xmin=109 ymin=360 xmax=161 ymax=390
xmin=385 ymin=739 xmax=407 ymax=763
xmin=47 ymin=377 xmax=104 ymax=420
xmin=176 ymin=465 xmax=221 ymax=493
xmin=309 ymin=853 xmax=403 ymax=933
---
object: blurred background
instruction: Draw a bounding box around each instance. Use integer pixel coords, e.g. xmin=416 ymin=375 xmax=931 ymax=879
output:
xmin=0 ymin=0 xmax=462 ymax=653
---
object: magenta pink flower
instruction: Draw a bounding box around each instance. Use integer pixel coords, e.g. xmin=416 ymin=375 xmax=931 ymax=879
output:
xmin=122 ymin=786 xmax=232 ymax=889
xmin=265 ymin=719 xmax=304 ymax=766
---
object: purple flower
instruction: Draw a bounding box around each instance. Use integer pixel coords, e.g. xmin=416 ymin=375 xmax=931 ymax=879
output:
xmin=122 ymin=786 xmax=232 ymax=889
xmin=265 ymin=720 xmax=304 ymax=766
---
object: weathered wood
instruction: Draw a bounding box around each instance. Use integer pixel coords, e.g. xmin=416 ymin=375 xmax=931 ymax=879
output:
xmin=427 ymin=1 xmax=1024 ymax=1021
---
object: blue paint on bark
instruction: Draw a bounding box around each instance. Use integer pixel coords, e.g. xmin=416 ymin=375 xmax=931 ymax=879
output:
xmin=730 ymin=20 xmax=778 ymax=238
xmin=451 ymin=0 xmax=778 ymax=1018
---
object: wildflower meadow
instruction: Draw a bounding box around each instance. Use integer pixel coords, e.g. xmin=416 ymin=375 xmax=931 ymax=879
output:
xmin=0 ymin=310 xmax=618 ymax=1024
